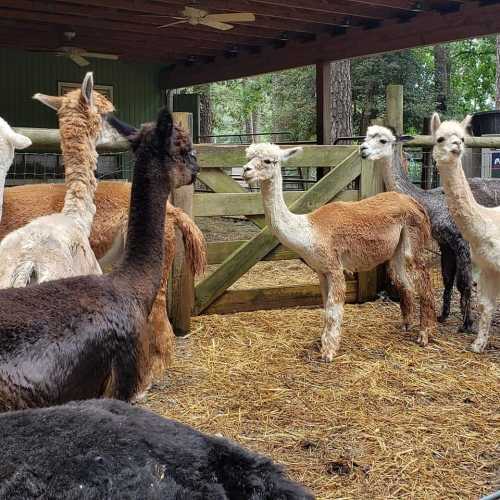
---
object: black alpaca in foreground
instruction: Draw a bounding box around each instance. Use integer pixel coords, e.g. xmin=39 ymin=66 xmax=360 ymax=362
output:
xmin=0 ymin=108 xmax=198 ymax=411
xmin=0 ymin=399 xmax=314 ymax=499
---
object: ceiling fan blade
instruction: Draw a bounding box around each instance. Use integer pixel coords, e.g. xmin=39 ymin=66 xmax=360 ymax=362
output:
xmin=183 ymin=6 xmax=207 ymax=17
xmin=205 ymin=13 xmax=255 ymax=23
xmin=84 ymin=52 xmax=119 ymax=60
xmin=69 ymin=53 xmax=90 ymax=66
xmin=157 ymin=19 xmax=188 ymax=28
xmin=199 ymin=19 xmax=234 ymax=30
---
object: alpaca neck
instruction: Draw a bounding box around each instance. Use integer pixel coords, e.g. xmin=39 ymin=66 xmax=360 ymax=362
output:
xmin=0 ymin=144 xmax=14 ymax=223
xmin=60 ymin=132 xmax=98 ymax=235
xmin=260 ymin=168 xmax=309 ymax=249
xmin=116 ymin=150 xmax=170 ymax=306
xmin=378 ymin=148 xmax=416 ymax=195
xmin=438 ymin=156 xmax=484 ymax=241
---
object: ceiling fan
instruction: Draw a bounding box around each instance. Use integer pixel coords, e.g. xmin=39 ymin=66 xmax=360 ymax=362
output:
xmin=34 ymin=32 xmax=119 ymax=67
xmin=155 ymin=6 xmax=256 ymax=31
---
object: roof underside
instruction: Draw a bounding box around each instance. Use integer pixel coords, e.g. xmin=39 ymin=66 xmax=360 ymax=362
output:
xmin=2 ymin=1 xmax=500 ymax=87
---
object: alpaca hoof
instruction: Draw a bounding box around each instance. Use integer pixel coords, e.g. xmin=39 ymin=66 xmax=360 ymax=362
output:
xmin=321 ymin=349 xmax=337 ymax=362
xmin=401 ymin=322 xmax=411 ymax=333
xmin=469 ymin=339 xmax=486 ymax=353
xmin=458 ymin=324 xmax=476 ymax=335
xmin=437 ymin=314 xmax=448 ymax=324
xmin=416 ymin=330 xmax=429 ymax=347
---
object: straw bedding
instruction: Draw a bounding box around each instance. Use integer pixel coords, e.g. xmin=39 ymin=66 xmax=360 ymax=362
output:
xmin=142 ymin=288 xmax=499 ymax=499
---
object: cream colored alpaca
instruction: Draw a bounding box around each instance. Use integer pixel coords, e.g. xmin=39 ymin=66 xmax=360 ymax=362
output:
xmin=0 ymin=72 xmax=114 ymax=287
xmin=0 ymin=117 xmax=31 ymax=221
xmin=431 ymin=113 xmax=500 ymax=352
xmin=243 ymin=143 xmax=436 ymax=361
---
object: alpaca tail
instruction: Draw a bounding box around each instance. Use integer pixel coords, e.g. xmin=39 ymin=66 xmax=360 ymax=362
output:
xmin=167 ymin=202 xmax=207 ymax=276
xmin=405 ymin=198 xmax=432 ymax=248
xmin=10 ymin=261 xmax=37 ymax=287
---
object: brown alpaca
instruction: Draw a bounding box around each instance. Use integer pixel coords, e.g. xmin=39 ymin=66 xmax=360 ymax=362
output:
xmin=0 ymin=108 xmax=199 ymax=412
xmin=243 ymin=143 xmax=437 ymax=361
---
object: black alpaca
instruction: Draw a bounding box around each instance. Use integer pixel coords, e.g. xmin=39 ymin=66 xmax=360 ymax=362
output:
xmin=0 ymin=108 xmax=198 ymax=411
xmin=0 ymin=399 xmax=314 ymax=499
xmin=361 ymin=127 xmax=500 ymax=332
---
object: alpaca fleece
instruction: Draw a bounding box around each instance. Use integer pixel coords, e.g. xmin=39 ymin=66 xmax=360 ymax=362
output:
xmin=0 ymin=108 xmax=198 ymax=411
xmin=0 ymin=399 xmax=313 ymax=500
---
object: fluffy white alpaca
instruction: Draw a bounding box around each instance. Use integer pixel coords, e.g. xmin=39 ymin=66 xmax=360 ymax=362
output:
xmin=0 ymin=73 xmax=114 ymax=287
xmin=431 ymin=113 xmax=500 ymax=352
xmin=243 ymin=143 xmax=436 ymax=361
xmin=0 ymin=117 xmax=31 ymax=221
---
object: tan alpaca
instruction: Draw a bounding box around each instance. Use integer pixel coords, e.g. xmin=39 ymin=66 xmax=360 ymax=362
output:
xmin=0 ymin=73 xmax=112 ymax=287
xmin=431 ymin=113 xmax=500 ymax=352
xmin=242 ymin=143 xmax=436 ymax=361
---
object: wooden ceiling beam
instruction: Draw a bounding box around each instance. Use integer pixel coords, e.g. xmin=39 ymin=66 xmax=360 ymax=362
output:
xmin=346 ymin=0 xmax=421 ymax=9
xmin=248 ymin=0 xmax=390 ymax=19
xmin=153 ymin=0 xmax=372 ymax=26
xmin=160 ymin=1 xmax=500 ymax=87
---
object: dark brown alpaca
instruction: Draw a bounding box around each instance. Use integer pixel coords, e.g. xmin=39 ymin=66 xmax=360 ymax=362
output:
xmin=0 ymin=108 xmax=199 ymax=412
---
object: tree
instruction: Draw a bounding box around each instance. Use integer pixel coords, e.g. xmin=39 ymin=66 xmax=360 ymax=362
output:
xmin=434 ymin=44 xmax=451 ymax=112
xmin=496 ymin=34 xmax=500 ymax=110
xmin=330 ymin=59 xmax=353 ymax=142
xmin=197 ymin=84 xmax=214 ymax=143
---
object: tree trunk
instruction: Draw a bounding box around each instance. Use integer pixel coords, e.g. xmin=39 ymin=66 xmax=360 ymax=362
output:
xmin=496 ymin=35 xmax=500 ymax=110
xmin=359 ymin=80 xmax=376 ymax=135
xmin=198 ymin=84 xmax=214 ymax=143
xmin=434 ymin=44 xmax=450 ymax=113
xmin=330 ymin=59 xmax=353 ymax=143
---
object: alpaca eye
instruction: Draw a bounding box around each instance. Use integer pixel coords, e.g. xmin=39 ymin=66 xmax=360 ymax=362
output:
xmin=380 ymin=139 xmax=387 ymax=144
xmin=264 ymin=159 xmax=271 ymax=164
xmin=461 ymin=138 xmax=465 ymax=143
xmin=437 ymin=137 xmax=445 ymax=143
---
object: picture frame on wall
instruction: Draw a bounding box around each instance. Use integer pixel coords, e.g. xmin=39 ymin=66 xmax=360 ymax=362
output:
xmin=57 ymin=81 xmax=114 ymax=102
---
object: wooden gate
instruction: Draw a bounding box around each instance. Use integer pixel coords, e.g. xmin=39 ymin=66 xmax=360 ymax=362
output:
xmin=192 ymin=144 xmax=381 ymax=315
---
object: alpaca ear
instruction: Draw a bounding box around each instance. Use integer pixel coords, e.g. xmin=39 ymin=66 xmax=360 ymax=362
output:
xmin=155 ymin=108 xmax=174 ymax=145
xmin=430 ymin=113 xmax=441 ymax=137
xmin=33 ymin=93 xmax=63 ymax=111
xmin=81 ymin=72 xmax=94 ymax=107
xmin=281 ymin=146 xmax=303 ymax=162
xmin=10 ymin=132 xmax=32 ymax=150
xmin=461 ymin=114 xmax=473 ymax=132
xmin=397 ymin=135 xmax=414 ymax=143
xmin=105 ymin=114 xmax=138 ymax=141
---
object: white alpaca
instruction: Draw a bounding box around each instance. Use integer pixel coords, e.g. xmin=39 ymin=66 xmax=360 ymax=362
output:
xmin=431 ymin=113 xmax=500 ymax=352
xmin=0 ymin=72 xmax=114 ymax=287
xmin=0 ymin=117 xmax=31 ymax=221
xmin=242 ymin=143 xmax=436 ymax=361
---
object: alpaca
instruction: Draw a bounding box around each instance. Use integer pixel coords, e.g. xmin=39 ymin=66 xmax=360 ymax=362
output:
xmin=242 ymin=143 xmax=436 ymax=361
xmin=0 ymin=72 xmax=113 ymax=288
xmin=0 ymin=107 xmax=199 ymax=411
xmin=0 ymin=399 xmax=313 ymax=500
xmin=360 ymin=125 xmax=475 ymax=331
xmin=0 ymin=117 xmax=31 ymax=221
xmin=431 ymin=113 xmax=500 ymax=352
xmin=0 ymin=147 xmax=206 ymax=385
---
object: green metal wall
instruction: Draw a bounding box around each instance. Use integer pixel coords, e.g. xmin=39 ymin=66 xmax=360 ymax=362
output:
xmin=0 ymin=48 xmax=164 ymax=128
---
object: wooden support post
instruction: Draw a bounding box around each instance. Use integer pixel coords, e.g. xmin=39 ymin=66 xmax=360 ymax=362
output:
xmin=386 ymin=84 xmax=404 ymax=135
xmin=357 ymin=158 xmax=383 ymax=302
xmin=168 ymin=112 xmax=195 ymax=336
xmin=316 ymin=62 xmax=332 ymax=180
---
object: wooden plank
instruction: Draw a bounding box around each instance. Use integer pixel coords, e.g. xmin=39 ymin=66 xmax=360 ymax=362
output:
xmin=203 ymin=281 xmax=358 ymax=315
xmin=196 ymin=144 xmax=357 ymax=169
xmin=194 ymin=150 xmax=361 ymax=314
xmin=194 ymin=191 xmax=302 ymax=217
xmin=168 ymin=112 xmax=195 ymax=336
xmin=357 ymin=158 xmax=383 ymax=302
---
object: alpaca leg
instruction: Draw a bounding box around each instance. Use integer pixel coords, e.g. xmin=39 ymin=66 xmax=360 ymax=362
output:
xmin=413 ymin=254 xmax=437 ymax=347
xmin=455 ymin=260 xmax=474 ymax=333
xmin=471 ymin=271 xmax=498 ymax=353
xmin=320 ymin=269 xmax=346 ymax=362
xmin=387 ymin=254 xmax=415 ymax=333
xmin=438 ymin=244 xmax=456 ymax=323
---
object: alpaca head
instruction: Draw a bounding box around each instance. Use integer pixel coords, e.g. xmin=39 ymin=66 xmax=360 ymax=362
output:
xmin=105 ymin=108 xmax=199 ymax=188
xmin=242 ymin=143 xmax=302 ymax=186
xmin=0 ymin=117 xmax=31 ymax=173
xmin=431 ymin=112 xmax=470 ymax=165
xmin=33 ymin=72 xmax=115 ymax=145
xmin=360 ymin=125 xmax=413 ymax=161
